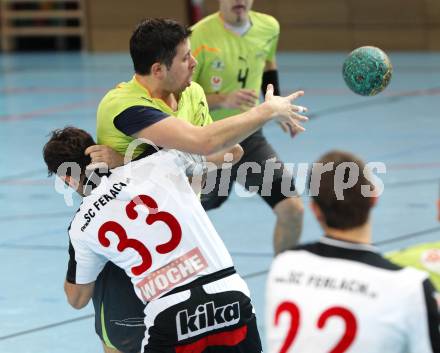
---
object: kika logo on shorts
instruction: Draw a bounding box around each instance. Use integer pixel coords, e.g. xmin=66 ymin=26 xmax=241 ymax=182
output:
xmin=176 ymin=301 xmax=240 ymax=340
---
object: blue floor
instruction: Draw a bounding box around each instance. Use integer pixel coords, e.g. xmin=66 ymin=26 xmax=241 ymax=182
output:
xmin=0 ymin=52 xmax=439 ymax=353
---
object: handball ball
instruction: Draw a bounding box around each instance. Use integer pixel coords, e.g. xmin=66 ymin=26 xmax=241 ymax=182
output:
xmin=342 ymin=46 xmax=392 ymax=96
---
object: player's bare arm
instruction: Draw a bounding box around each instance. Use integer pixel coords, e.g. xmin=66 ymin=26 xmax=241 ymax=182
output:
xmin=64 ymin=280 xmax=95 ymax=309
xmin=87 ymin=87 xmax=307 ymax=167
xmin=134 ymin=86 xmax=307 ymax=155
xmin=205 ymin=144 xmax=244 ymax=167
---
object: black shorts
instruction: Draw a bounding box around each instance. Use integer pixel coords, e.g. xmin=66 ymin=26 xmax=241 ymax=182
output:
xmin=93 ymin=263 xmax=262 ymax=353
xmin=201 ymin=129 xmax=295 ymax=210
xmin=93 ymin=262 xmax=146 ymax=353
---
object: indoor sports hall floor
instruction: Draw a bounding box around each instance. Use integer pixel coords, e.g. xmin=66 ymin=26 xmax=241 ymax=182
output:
xmin=1 ymin=52 xmax=439 ymax=353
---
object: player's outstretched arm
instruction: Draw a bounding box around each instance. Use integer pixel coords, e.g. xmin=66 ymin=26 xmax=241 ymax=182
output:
xmin=134 ymin=85 xmax=308 ymax=156
xmin=86 ymin=86 xmax=308 ymax=166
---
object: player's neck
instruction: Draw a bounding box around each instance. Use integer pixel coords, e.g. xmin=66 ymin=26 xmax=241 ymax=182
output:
xmin=222 ymin=17 xmax=251 ymax=36
xmin=135 ymin=74 xmax=177 ymax=107
xmin=323 ymin=222 xmax=372 ymax=245
xmin=220 ymin=10 xmax=251 ymax=31
xmin=73 ymin=177 xmax=87 ymax=197
xmin=78 ymin=185 xmax=86 ymax=197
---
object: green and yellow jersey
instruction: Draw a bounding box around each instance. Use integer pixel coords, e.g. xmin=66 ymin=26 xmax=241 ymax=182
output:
xmin=97 ymin=77 xmax=212 ymax=158
xmin=191 ymin=11 xmax=280 ymax=121
xmin=387 ymin=241 xmax=440 ymax=291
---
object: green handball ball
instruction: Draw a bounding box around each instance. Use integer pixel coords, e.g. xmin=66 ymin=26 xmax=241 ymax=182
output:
xmin=342 ymin=46 xmax=393 ymax=96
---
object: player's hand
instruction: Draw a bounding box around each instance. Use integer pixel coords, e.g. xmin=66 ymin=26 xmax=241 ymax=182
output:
xmin=278 ymin=122 xmax=298 ymax=138
xmin=84 ymin=145 xmax=124 ymax=169
xmin=264 ymin=84 xmax=308 ymax=134
xmin=222 ymin=89 xmax=258 ymax=110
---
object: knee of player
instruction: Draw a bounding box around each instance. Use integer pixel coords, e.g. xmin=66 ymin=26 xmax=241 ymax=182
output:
xmin=274 ymin=196 xmax=304 ymax=221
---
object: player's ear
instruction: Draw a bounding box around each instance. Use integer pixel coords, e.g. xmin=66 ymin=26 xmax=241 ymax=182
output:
xmin=60 ymin=175 xmax=80 ymax=190
xmin=370 ymin=195 xmax=378 ymax=208
xmin=151 ymin=62 xmax=165 ymax=78
xmin=310 ymin=201 xmax=325 ymax=223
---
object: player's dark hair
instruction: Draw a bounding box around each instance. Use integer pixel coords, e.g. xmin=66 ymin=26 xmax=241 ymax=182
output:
xmin=309 ymin=150 xmax=374 ymax=230
xmin=43 ymin=127 xmax=94 ymax=177
xmin=130 ymin=18 xmax=192 ymax=75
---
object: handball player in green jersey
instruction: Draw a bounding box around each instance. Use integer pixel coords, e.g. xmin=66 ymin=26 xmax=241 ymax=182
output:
xmin=191 ymin=0 xmax=304 ymax=254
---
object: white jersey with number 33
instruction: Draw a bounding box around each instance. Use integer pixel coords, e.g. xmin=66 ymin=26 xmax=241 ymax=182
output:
xmin=67 ymin=150 xmax=233 ymax=303
xmin=266 ymin=237 xmax=440 ymax=353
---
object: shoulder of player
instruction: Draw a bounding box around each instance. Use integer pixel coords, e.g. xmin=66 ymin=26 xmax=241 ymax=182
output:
xmin=270 ymin=242 xmax=319 ymax=265
xmin=100 ymin=78 xmax=151 ymax=103
xmin=398 ymin=265 xmax=432 ymax=284
xmin=127 ymin=151 xmax=173 ymax=169
xmin=124 ymin=152 xmax=182 ymax=181
xmin=275 ymin=240 xmax=406 ymax=272
xmin=249 ymin=11 xmax=280 ymax=32
xmin=191 ymin=12 xmax=219 ymax=34
xmin=388 ymin=266 xmax=434 ymax=307
xmin=99 ymin=79 xmax=133 ymax=101
xmin=67 ymin=201 xmax=88 ymax=238
xmin=67 ymin=187 xmax=117 ymax=238
xmin=284 ymin=241 xmax=327 ymax=255
xmin=99 ymin=84 xmax=163 ymax=119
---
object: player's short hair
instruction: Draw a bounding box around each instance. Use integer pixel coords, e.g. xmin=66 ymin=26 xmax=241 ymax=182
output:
xmin=130 ymin=18 xmax=192 ymax=75
xmin=310 ymin=150 xmax=374 ymax=230
xmin=43 ymin=127 xmax=94 ymax=177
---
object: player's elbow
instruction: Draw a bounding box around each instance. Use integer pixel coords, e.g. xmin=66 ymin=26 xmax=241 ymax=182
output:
xmin=64 ymin=281 xmax=93 ymax=309
xmin=230 ymin=144 xmax=244 ymax=165
xmin=199 ymin=135 xmax=228 ymax=155
xmin=67 ymin=296 xmax=89 ymax=309
xmin=180 ymin=128 xmax=216 ymax=155
xmin=188 ymin=135 xmax=217 ymax=155
xmin=201 ymin=139 xmax=218 ymax=155
xmin=187 ymin=129 xmax=230 ymax=155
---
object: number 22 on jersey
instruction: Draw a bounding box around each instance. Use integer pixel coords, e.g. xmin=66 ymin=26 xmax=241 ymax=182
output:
xmin=274 ymin=300 xmax=357 ymax=353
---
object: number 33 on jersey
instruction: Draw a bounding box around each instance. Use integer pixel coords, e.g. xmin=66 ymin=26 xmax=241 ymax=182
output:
xmin=67 ymin=152 xmax=234 ymax=303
